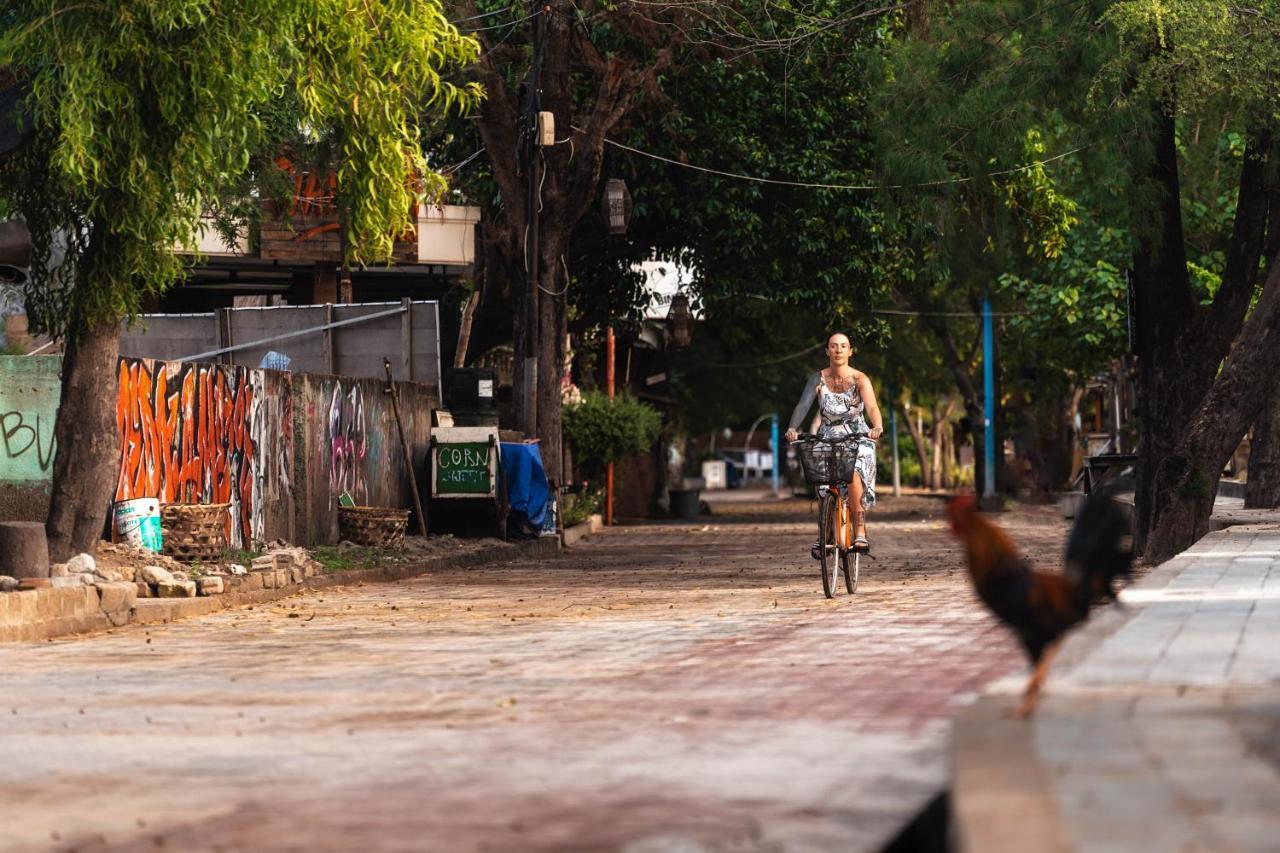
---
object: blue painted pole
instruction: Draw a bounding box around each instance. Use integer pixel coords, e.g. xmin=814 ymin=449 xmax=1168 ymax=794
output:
xmin=770 ymin=413 xmax=780 ymax=496
xmin=982 ymin=294 xmax=996 ymax=499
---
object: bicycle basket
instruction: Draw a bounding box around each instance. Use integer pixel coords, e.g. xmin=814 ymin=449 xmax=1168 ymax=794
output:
xmin=798 ymin=440 xmax=859 ymax=486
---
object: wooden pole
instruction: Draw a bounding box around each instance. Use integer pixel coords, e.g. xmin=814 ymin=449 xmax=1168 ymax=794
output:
xmin=385 ymin=358 xmax=427 ymax=536
xmin=606 ymin=326 xmax=615 ymax=526
xmin=455 ymin=290 xmax=480 ymax=368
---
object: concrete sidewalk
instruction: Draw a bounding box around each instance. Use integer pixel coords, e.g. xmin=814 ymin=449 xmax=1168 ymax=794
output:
xmin=953 ymin=525 xmax=1280 ymax=852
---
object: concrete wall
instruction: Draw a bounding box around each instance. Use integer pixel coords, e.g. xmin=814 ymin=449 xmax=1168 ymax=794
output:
xmin=0 ymin=355 xmax=60 ymax=522
xmin=1 ymin=355 xmax=438 ymax=547
xmin=119 ymin=300 xmax=442 ymax=387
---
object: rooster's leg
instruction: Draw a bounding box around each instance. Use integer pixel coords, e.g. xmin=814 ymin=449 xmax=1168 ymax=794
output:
xmin=1016 ymin=639 xmax=1062 ymax=719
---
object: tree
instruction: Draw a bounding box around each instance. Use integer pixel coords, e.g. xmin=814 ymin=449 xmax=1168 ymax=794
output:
xmin=0 ymin=0 xmax=480 ymax=559
xmin=447 ymin=0 xmax=907 ymax=487
xmin=876 ymin=1 xmax=1280 ymax=557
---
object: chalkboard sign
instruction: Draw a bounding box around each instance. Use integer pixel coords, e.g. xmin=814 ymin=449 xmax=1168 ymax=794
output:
xmin=434 ymin=441 xmax=493 ymax=495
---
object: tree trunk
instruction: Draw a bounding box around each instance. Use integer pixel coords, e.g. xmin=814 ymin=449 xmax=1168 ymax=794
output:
xmin=45 ymin=317 xmax=121 ymax=561
xmin=1134 ymin=118 xmax=1276 ymax=551
xmin=899 ymin=400 xmax=930 ymax=489
xmin=929 ymin=398 xmax=954 ymax=491
xmin=941 ymin=421 xmax=955 ymax=490
xmin=1245 ymin=389 xmax=1280 ymax=507
xmin=535 ymin=234 xmax=567 ymax=487
xmin=470 ymin=0 xmax=669 ymax=471
xmin=1146 ymin=249 xmax=1280 ymax=561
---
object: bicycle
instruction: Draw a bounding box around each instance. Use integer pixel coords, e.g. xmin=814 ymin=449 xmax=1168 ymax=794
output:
xmin=793 ymin=432 xmax=874 ymax=598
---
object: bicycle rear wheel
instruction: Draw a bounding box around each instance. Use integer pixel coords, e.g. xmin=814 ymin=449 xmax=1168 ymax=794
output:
xmin=819 ymin=492 xmax=839 ymax=598
xmin=843 ymin=549 xmax=859 ymax=594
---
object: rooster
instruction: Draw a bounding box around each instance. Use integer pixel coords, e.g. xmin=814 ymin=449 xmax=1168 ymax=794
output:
xmin=946 ymin=490 xmax=1133 ymax=717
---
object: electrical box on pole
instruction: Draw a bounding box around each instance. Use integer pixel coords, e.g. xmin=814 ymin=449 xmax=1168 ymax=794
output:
xmin=537 ymin=111 xmax=556 ymax=146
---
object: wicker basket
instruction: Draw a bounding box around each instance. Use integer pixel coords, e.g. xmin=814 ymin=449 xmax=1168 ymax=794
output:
xmin=797 ymin=440 xmax=861 ymax=487
xmin=338 ymin=505 xmax=409 ymax=547
xmin=161 ymin=503 xmax=230 ymax=562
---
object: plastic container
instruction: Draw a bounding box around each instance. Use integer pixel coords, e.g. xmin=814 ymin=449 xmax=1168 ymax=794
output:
xmin=113 ymin=498 xmax=163 ymax=552
xmin=669 ymin=489 xmax=701 ymax=520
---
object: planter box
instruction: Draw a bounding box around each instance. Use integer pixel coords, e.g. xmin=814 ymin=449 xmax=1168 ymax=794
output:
xmin=417 ymin=205 xmax=480 ymax=266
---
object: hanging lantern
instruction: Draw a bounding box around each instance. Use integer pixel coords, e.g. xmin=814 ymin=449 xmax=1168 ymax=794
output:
xmin=601 ymin=179 xmax=632 ymax=235
xmin=668 ymin=292 xmax=694 ymax=348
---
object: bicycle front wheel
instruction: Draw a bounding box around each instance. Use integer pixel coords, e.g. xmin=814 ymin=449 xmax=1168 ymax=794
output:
xmin=819 ymin=492 xmax=839 ymax=599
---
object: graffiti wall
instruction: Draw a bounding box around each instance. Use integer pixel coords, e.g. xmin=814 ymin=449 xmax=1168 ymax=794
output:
xmin=0 ymin=355 xmax=60 ymax=521
xmin=0 ymin=355 xmax=435 ymax=546
xmin=292 ymin=372 xmax=432 ymax=544
xmin=115 ymin=360 xmax=294 ymax=548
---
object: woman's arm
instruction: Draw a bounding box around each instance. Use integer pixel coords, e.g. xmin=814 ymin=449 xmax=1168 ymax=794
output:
xmin=785 ymin=372 xmax=821 ymax=440
xmin=858 ymin=373 xmax=884 ymax=439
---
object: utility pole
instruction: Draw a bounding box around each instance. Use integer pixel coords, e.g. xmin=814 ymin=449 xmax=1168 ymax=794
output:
xmin=605 ymin=326 xmax=615 ymax=525
xmin=889 ymin=383 xmax=901 ymax=497
xmin=519 ymin=0 xmax=546 ymax=437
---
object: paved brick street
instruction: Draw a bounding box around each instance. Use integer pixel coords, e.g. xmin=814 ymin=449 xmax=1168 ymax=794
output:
xmin=0 ymin=495 xmax=1068 ymax=852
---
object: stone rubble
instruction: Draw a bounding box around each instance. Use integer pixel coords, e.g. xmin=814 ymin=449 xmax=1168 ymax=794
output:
xmin=66 ymin=553 xmax=96 ymax=575
xmin=0 ymin=576 xmax=19 ymax=592
xmin=156 ymin=579 xmax=197 ymax=598
xmin=141 ymin=565 xmax=174 ymax=586
xmin=197 ymin=577 xmax=225 ymax=596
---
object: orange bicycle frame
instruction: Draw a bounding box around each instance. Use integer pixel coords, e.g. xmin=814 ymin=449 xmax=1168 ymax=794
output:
xmin=835 ymin=488 xmax=853 ymax=550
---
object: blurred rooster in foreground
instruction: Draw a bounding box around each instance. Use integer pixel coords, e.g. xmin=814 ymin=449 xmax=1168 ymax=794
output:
xmin=946 ymin=491 xmax=1133 ymax=717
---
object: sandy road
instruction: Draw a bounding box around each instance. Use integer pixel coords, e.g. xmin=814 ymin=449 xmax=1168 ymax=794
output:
xmin=0 ymin=494 xmax=1069 ymax=852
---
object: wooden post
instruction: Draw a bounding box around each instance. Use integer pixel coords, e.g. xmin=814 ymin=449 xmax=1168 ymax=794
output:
xmin=215 ymin=308 xmax=233 ymax=365
xmin=385 ymin=358 xmax=427 ymax=536
xmin=322 ymin=303 xmax=335 ymax=375
xmin=400 ymin=297 xmax=413 ymax=381
xmin=606 ymin=325 xmax=615 ymax=526
xmin=455 ymin=290 xmax=480 ymax=369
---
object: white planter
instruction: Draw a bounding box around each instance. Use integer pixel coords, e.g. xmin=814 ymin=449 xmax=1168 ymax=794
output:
xmin=417 ymin=204 xmax=481 ymax=266
xmin=179 ymin=216 xmax=249 ymax=256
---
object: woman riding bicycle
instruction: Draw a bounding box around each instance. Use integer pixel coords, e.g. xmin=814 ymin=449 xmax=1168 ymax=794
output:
xmin=784 ymin=332 xmax=884 ymax=550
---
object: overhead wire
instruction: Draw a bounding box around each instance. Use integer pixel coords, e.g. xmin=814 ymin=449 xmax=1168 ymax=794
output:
xmin=701 ymin=343 xmax=824 ymax=369
xmin=587 ymin=130 xmax=1086 ymax=191
xmin=464 ymin=9 xmax=541 ymax=33
xmin=870 ymin=309 xmax=1030 ymax=317
xmin=450 ymin=5 xmax=514 ymax=24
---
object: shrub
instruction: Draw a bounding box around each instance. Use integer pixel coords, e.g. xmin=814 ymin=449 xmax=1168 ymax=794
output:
xmin=563 ymin=391 xmax=662 ymax=478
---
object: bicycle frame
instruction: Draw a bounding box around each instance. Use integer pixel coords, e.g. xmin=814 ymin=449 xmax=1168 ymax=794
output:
xmin=833 ymin=484 xmax=853 ymax=551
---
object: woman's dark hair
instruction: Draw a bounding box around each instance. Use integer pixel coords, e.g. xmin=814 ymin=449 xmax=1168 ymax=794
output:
xmin=826 ymin=331 xmax=854 ymax=350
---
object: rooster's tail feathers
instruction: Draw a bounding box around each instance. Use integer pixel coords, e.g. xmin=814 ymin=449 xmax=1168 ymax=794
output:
xmin=1065 ymin=486 xmax=1134 ymax=603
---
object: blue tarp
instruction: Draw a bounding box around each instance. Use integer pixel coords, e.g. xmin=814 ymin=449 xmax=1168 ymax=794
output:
xmin=500 ymin=442 xmax=548 ymax=528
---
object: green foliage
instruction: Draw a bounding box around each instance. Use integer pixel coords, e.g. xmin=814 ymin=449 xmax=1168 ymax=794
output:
xmin=220 ymin=547 xmax=262 ymax=566
xmin=311 ymin=545 xmax=381 ymax=573
xmin=562 ymin=488 xmax=602 ymax=527
xmin=0 ymin=0 xmax=481 ymax=338
xmin=563 ymin=392 xmax=662 ymax=474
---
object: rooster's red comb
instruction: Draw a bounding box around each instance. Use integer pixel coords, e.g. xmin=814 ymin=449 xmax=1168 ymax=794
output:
xmin=945 ymin=493 xmax=978 ymax=520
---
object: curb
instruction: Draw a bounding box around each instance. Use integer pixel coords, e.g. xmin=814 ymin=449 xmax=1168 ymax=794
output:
xmin=15 ymin=537 xmax=561 ymax=640
xmin=951 ymin=696 xmax=1072 ymax=853
xmin=562 ymin=514 xmax=604 ymax=547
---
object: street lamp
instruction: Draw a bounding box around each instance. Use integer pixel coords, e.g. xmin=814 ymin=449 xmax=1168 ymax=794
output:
xmin=667 ymin=292 xmax=694 ymax=348
xmin=601 ymin=179 xmax=632 ymax=235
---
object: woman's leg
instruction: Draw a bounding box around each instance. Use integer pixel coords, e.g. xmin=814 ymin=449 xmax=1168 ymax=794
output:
xmin=850 ymin=475 xmax=867 ymax=539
